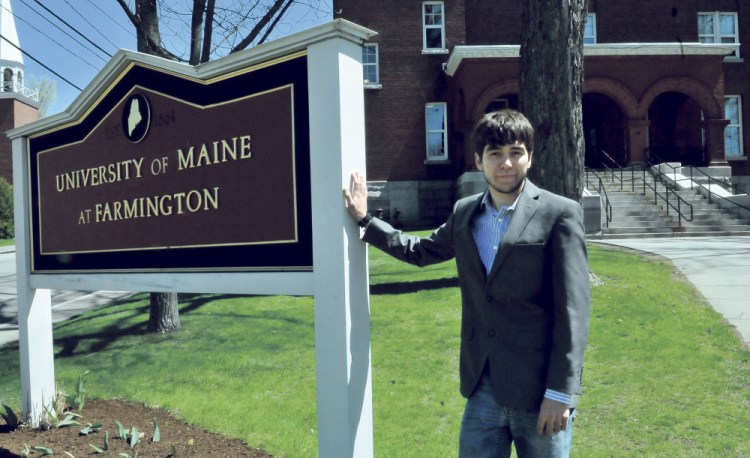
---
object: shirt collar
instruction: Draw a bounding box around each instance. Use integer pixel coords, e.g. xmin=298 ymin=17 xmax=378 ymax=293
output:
xmin=479 ymin=187 xmax=522 ymax=212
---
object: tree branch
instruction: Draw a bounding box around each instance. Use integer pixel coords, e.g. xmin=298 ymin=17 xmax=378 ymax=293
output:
xmin=229 ymin=0 xmax=295 ymax=54
xmin=114 ymin=0 xmax=183 ymax=61
xmin=258 ymin=0 xmax=294 ymax=45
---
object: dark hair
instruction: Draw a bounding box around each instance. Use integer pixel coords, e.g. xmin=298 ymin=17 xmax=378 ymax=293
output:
xmin=473 ymin=109 xmax=534 ymax=155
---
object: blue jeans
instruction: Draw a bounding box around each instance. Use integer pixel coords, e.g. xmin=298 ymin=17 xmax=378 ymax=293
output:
xmin=458 ymin=374 xmax=575 ymax=458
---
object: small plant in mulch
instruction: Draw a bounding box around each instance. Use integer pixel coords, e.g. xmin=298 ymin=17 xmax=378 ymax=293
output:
xmin=0 ymin=371 xmax=269 ymax=457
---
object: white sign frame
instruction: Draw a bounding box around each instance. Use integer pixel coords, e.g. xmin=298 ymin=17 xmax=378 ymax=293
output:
xmin=9 ymin=19 xmax=376 ymax=457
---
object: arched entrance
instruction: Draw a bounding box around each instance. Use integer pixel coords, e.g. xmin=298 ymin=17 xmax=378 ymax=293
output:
xmin=647 ymin=92 xmax=706 ymax=166
xmin=483 ymin=93 xmax=519 ymax=113
xmin=583 ymin=93 xmax=627 ymax=168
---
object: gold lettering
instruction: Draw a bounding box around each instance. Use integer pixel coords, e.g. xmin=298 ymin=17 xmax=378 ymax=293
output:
xmin=132 ymin=157 xmax=144 ymax=178
xmin=91 ymin=187 xmax=220 ymax=223
xmin=113 ymin=201 xmax=123 ymax=220
xmin=123 ymin=199 xmax=138 ymax=219
xmin=197 ymin=144 xmax=211 ymax=167
xmin=55 ymin=158 xmax=145 ymax=192
xmin=175 ymin=136 xmax=252 ymax=171
xmin=146 ymin=197 xmax=159 ymax=217
xmin=240 ymin=135 xmax=252 ymax=158
xmin=204 ymin=187 xmax=219 ymax=210
xmin=177 ymin=146 xmax=195 ymax=170
xmin=222 ymin=138 xmax=237 ymax=162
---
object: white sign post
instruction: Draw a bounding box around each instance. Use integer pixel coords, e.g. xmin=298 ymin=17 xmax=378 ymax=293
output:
xmin=309 ymin=36 xmax=373 ymax=456
xmin=10 ymin=19 xmax=376 ymax=457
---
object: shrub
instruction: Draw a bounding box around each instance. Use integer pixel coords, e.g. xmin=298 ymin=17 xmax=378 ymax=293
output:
xmin=0 ymin=177 xmax=13 ymax=239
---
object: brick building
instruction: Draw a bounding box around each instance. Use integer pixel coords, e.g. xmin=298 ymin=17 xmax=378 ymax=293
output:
xmin=334 ymin=0 xmax=749 ymax=227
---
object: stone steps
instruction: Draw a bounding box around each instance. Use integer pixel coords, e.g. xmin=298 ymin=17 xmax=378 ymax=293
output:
xmin=588 ymin=169 xmax=750 ymax=238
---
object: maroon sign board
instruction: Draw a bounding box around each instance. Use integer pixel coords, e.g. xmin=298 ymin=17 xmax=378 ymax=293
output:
xmin=27 ymin=53 xmax=312 ymax=273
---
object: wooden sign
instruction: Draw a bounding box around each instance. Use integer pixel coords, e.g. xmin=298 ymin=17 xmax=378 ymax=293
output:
xmin=27 ymin=54 xmax=312 ymax=272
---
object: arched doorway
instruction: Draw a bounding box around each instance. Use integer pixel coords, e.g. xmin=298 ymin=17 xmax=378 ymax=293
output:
xmin=583 ymin=93 xmax=627 ymax=168
xmin=483 ymin=93 xmax=519 ymax=113
xmin=647 ymin=92 xmax=707 ymax=166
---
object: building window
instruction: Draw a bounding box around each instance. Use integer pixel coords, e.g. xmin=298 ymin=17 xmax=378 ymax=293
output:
xmin=725 ymin=96 xmax=743 ymax=158
xmin=362 ymin=43 xmax=380 ymax=87
xmin=698 ymin=12 xmax=740 ymax=58
xmin=584 ymin=13 xmax=597 ymax=44
xmin=426 ymin=103 xmax=448 ymax=161
xmin=485 ymin=97 xmax=509 ymax=113
xmin=2 ymin=68 xmax=12 ymax=92
xmin=422 ymin=2 xmax=445 ymax=51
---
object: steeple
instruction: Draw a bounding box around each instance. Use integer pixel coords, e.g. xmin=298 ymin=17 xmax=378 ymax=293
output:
xmin=0 ymin=0 xmax=37 ymax=100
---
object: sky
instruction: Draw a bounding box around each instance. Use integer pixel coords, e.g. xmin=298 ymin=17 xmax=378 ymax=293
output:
xmin=6 ymin=0 xmax=332 ymax=115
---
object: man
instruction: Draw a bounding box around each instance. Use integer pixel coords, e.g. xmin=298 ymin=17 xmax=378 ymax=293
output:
xmin=343 ymin=109 xmax=590 ymax=457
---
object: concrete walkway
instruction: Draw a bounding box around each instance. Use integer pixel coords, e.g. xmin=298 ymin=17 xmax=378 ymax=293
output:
xmin=0 ymin=247 xmax=131 ymax=348
xmin=593 ymin=236 xmax=750 ymax=347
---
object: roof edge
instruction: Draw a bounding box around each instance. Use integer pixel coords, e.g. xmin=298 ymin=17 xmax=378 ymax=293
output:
xmin=445 ymin=42 xmax=738 ymax=76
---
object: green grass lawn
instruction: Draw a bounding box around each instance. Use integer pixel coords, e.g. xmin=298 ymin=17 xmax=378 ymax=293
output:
xmin=0 ymin=239 xmax=14 ymax=247
xmin=0 ymin=241 xmax=748 ymax=456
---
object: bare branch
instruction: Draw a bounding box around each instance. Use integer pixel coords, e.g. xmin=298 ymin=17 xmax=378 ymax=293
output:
xmin=258 ymin=0 xmax=294 ymax=45
xmin=117 ymin=0 xmax=330 ymax=62
xmin=229 ymin=0 xmax=295 ymax=54
xmin=114 ymin=0 xmax=183 ymax=61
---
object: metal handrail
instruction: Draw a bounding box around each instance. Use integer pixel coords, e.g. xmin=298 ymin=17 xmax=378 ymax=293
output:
xmin=585 ymin=170 xmax=612 ymax=228
xmin=647 ymin=150 xmax=750 ymax=223
xmin=599 ymin=150 xmax=643 ymax=192
xmin=640 ymin=166 xmax=693 ymax=226
xmin=592 ymin=150 xmax=694 ymax=227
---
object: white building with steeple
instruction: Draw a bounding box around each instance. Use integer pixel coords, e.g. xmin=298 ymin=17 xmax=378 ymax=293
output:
xmin=0 ymin=0 xmax=40 ymax=183
xmin=0 ymin=0 xmax=36 ymax=99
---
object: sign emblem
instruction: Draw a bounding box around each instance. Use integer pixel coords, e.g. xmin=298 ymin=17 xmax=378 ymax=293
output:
xmin=122 ymin=93 xmax=151 ymax=143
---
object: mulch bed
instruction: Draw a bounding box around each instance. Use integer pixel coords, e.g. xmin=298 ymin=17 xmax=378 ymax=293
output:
xmin=0 ymin=399 xmax=272 ymax=457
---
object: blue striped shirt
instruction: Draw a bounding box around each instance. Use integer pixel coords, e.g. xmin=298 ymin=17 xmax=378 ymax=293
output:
xmin=471 ymin=192 xmax=516 ymax=274
xmin=471 ymin=190 xmax=572 ymax=406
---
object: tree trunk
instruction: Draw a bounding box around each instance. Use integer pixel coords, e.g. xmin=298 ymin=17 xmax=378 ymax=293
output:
xmin=148 ymin=292 xmax=181 ymax=333
xmin=135 ymin=0 xmax=162 ymax=56
xmin=189 ymin=0 xmax=207 ymax=65
xmin=135 ymin=0 xmax=182 ymax=333
xmin=519 ymin=0 xmax=587 ymax=202
xmin=200 ymin=0 xmax=216 ymax=63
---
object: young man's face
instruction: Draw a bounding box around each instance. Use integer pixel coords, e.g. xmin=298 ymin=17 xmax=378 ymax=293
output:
xmin=475 ymin=142 xmax=533 ymax=206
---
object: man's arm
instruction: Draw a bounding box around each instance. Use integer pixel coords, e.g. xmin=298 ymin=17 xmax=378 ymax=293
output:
xmin=538 ymin=200 xmax=591 ymax=435
xmin=343 ymin=171 xmax=456 ymax=267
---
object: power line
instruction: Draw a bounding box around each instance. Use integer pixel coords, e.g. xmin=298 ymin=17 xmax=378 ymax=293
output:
xmin=83 ymin=0 xmax=135 ymax=37
xmin=0 ymin=34 xmax=83 ymax=92
xmin=15 ymin=0 xmax=108 ymax=62
xmin=7 ymin=1 xmax=106 ymax=68
xmin=30 ymin=0 xmax=113 ymax=59
xmin=61 ymin=0 xmax=120 ymax=50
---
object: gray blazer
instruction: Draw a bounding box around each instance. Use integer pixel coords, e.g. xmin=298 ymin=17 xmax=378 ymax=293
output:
xmin=363 ymin=180 xmax=590 ymax=410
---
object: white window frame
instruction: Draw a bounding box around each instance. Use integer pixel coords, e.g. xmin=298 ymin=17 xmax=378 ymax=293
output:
xmin=724 ymin=95 xmax=744 ymax=159
xmin=584 ymin=13 xmax=597 ymax=44
xmin=362 ymin=43 xmax=381 ymax=88
xmin=425 ymin=102 xmax=448 ymax=161
xmin=698 ymin=12 xmax=740 ymax=59
xmin=422 ymin=1 xmax=446 ymax=53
